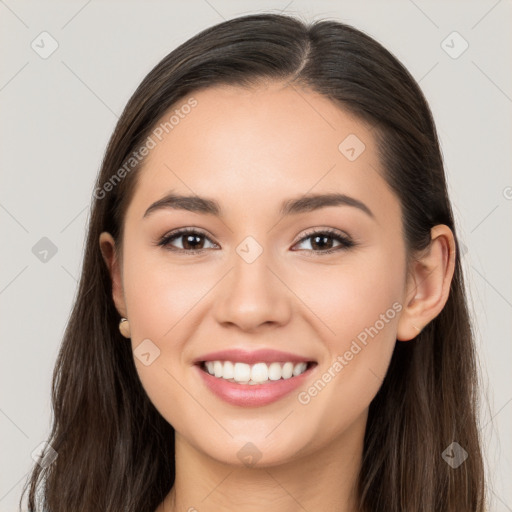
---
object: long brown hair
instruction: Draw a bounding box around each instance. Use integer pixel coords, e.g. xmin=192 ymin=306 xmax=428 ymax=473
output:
xmin=21 ymin=13 xmax=486 ymax=511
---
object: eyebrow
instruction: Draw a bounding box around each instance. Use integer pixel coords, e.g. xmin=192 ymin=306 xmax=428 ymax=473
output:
xmin=143 ymin=191 xmax=374 ymax=219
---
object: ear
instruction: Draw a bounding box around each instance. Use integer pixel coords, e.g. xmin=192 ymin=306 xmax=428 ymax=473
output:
xmin=397 ymin=224 xmax=456 ymax=341
xmin=99 ymin=232 xmax=127 ymax=318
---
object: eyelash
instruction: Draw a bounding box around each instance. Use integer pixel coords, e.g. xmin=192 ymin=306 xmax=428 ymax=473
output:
xmin=156 ymin=227 xmax=356 ymax=256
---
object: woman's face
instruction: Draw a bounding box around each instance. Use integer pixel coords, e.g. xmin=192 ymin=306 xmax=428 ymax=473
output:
xmin=110 ymin=82 xmax=411 ymax=466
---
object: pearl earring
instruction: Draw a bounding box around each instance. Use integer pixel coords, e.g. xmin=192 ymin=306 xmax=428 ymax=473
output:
xmin=119 ymin=317 xmax=131 ymax=338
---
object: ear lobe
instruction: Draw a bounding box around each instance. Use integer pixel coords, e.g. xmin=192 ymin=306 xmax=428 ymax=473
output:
xmin=99 ymin=232 xmax=127 ymax=318
xmin=396 ymin=224 xmax=456 ymax=341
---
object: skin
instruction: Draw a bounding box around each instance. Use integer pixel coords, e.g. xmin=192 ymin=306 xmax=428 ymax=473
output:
xmin=99 ymin=82 xmax=456 ymax=512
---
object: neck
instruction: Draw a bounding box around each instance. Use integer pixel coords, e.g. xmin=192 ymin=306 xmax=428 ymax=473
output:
xmin=159 ymin=413 xmax=366 ymax=512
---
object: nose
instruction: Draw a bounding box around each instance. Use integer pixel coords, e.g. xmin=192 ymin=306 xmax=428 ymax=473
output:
xmin=212 ymin=247 xmax=293 ymax=332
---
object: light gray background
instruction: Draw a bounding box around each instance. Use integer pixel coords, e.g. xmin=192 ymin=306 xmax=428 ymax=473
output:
xmin=1 ymin=1 xmax=511 ymax=510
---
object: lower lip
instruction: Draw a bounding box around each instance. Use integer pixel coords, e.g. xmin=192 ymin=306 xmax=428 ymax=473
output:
xmin=195 ymin=363 xmax=316 ymax=407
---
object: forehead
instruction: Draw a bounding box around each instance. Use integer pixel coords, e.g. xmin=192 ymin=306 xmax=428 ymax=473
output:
xmin=127 ymin=83 xmax=400 ymax=225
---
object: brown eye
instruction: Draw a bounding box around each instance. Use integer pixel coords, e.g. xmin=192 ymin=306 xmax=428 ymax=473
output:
xmin=158 ymin=229 xmax=218 ymax=253
xmin=292 ymin=229 xmax=355 ymax=254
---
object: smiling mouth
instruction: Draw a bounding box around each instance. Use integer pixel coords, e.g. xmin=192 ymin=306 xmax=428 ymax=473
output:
xmin=199 ymin=360 xmax=317 ymax=385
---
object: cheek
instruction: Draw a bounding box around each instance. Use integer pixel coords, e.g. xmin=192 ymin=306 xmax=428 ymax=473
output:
xmin=288 ymin=246 xmax=405 ymax=345
xmin=288 ymin=249 xmax=404 ymax=415
xmin=120 ymin=246 xmax=202 ymax=431
xmin=122 ymin=243 xmax=209 ymax=340
xmin=120 ymin=242 xmax=221 ymax=419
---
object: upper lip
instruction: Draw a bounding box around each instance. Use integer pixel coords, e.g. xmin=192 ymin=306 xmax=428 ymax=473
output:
xmin=194 ymin=348 xmax=315 ymax=365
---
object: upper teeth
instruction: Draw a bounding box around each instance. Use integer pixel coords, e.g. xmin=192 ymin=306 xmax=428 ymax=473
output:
xmin=204 ymin=361 xmax=308 ymax=384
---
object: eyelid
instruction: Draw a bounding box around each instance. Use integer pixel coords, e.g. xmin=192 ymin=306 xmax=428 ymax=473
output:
xmin=291 ymin=227 xmax=355 ymax=253
xmin=156 ymin=227 xmax=218 ymax=250
xmin=293 ymin=226 xmax=351 ymax=245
